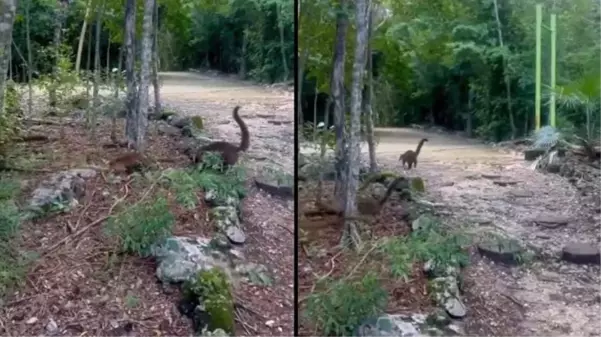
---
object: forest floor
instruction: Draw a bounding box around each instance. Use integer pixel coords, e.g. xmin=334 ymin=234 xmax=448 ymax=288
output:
xmin=375 ymin=128 xmax=599 ymax=335
xmin=0 ymin=71 xmax=295 ymax=336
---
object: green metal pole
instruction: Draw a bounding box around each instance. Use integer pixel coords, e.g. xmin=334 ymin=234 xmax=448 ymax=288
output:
xmin=550 ymin=14 xmax=557 ymax=127
xmin=535 ymin=4 xmax=542 ymax=130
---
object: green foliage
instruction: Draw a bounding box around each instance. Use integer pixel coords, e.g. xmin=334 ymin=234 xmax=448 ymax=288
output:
xmin=0 ymin=81 xmax=22 ymax=160
xmin=183 ymin=268 xmax=235 ymax=335
xmin=162 ymin=153 xmax=246 ymax=209
xmin=380 ymin=215 xmax=469 ymax=281
xmin=191 ymin=116 xmax=204 ymax=130
xmin=410 ymin=177 xmax=425 ymax=193
xmin=36 ymin=44 xmax=82 ymax=114
xmin=304 ymin=272 xmax=388 ymax=336
xmin=105 ymin=196 xmax=174 ymax=256
xmin=0 ymin=177 xmax=30 ymax=297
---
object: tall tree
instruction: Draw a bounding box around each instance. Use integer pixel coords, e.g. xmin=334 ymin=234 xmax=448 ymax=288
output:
xmin=364 ymin=3 xmax=377 ymax=172
xmin=0 ymin=0 xmax=17 ymax=115
xmin=341 ymin=0 xmax=370 ymax=248
xmin=48 ymin=0 xmax=70 ymax=108
xmin=135 ymin=0 xmax=155 ymax=150
xmin=330 ymin=0 xmax=349 ymax=201
xmin=124 ymin=0 xmax=137 ymax=147
xmin=75 ymin=0 xmax=92 ymax=73
xmin=151 ymin=0 xmax=161 ymax=116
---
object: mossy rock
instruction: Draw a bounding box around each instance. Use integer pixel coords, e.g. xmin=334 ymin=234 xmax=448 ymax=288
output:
xmin=183 ymin=268 xmax=235 ymax=335
xmin=410 ymin=177 xmax=425 ymax=192
xmin=191 ymin=116 xmax=204 ymax=130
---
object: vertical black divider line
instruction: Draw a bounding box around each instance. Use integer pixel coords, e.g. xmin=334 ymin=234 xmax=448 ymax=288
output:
xmin=293 ymin=0 xmax=300 ymax=334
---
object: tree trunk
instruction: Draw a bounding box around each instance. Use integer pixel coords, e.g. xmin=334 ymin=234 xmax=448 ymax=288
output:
xmin=312 ymin=85 xmax=318 ymax=141
xmin=135 ymin=0 xmax=155 ymax=151
xmin=151 ymin=0 xmax=161 ymax=116
xmin=110 ymin=46 xmax=122 ymax=143
xmin=364 ymin=5 xmax=377 ymax=172
xmin=49 ymin=0 xmax=68 ymax=108
xmin=277 ymin=2 xmax=289 ymax=80
xmin=25 ymin=0 xmax=33 ymax=116
xmin=239 ymin=28 xmax=248 ymax=78
xmin=330 ymin=0 xmax=349 ymax=201
xmin=0 ymin=0 xmax=17 ymax=116
xmin=341 ymin=0 xmax=369 ymax=249
xmin=298 ymin=49 xmax=308 ymax=139
xmin=91 ymin=0 xmax=104 ymax=139
xmin=85 ymin=21 xmax=92 ymax=125
xmin=105 ymin=33 xmax=111 ymax=80
xmin=75 ymin=0 xmax=91 ymax=73
xmin=492 ymin=0 xmax=516 ymax=139
xmin=124 ymin=0 xmax=138 ymax=147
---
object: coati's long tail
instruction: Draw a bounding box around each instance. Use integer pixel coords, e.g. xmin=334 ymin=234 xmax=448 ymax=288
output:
xmin=414 ymin=138 xmax=428 ymax=157
xmin=233 ymin=106 xmax=250 ymax=152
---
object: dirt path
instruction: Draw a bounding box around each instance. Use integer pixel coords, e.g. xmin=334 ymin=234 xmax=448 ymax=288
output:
xmin=371 ymin=127 xmax=600 ymax=336
xmin=156 ymin=71 xmax=295 ymax=335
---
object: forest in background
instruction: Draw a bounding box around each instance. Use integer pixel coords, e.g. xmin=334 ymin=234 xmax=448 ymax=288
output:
xmin=299 ymin=0 xmax=600 ymax=142
xmin=8 ymin=0 xmax=294 ymax=84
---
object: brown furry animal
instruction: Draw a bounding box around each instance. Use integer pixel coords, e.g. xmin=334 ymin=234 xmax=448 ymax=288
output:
xmin=399 ymin=138 xmax=428 ymax=169
xmin=108 ymin=152 xmax=150 ymax=174
xmin=191 ymin=106 xmax=250 ymax=167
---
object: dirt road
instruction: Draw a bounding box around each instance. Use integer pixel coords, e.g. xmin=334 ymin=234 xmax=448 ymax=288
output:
xmin=372 ymin=127 xmax=600 ymax=336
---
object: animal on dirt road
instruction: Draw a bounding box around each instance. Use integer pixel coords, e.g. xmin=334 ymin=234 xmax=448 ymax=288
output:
xmin=399 ymin=138 xmax=428 ymax=169
xmin=189 ymin=105 xmax=250 ymax=168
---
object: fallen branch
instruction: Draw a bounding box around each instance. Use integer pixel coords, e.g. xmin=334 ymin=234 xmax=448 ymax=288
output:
xmin=15 ymin=134 xmax=51 ymax=142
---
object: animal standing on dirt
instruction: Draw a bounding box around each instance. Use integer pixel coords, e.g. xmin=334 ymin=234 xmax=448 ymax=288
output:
xmin=307 ymin=177 xmax=408 ymax=217
xmin=398 ymin=138 xmax=428 ymax=169
xmin=190 ymin=106 xmax=250 ymax=168
xmin=109 ymin=152 xmax=151 ymax=174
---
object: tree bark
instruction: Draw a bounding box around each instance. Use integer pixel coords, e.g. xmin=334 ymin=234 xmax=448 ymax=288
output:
xmin=0 ymin=0 xmax=17 ymax=116
xmin=277 ymin=2 xmax=289 ymax=80
xmin=49 ymin=0 xmax=69 ymax=108
xmin=75 ymin=0 xmax=91 ymax=73
xmin=364 ymin=4 xmax=377 ymax=172
xmin=151 ymin=0 xmax=161 ymax=116
xmin=91 ymin=0 xmax=104 ymax=139
xmin=25 ymin=0 xmax=33 ymax=115
xmin=124 ymin=0 xmax=138 ymax=146
xmin=341 ymin=0 xmax=369 ymax=248
xmin=330 ymin=0 xmax=349 ymax=201
xmin=135 ymin=0 xmax=155 ymax=151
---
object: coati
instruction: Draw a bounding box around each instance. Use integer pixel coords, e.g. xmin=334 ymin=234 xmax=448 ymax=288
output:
xmin=108 ymin=152 xmax=151 ymax=174
xmin=190 ymin=106 xmax=250 ymax=167
xmin=307 ymin=177 xmax=408 ymax=217
xmin=399 ymin=138 xmax=428 ymax=169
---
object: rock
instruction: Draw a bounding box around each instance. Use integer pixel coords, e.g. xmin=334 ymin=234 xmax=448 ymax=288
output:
xmin=444 ymin=297 xmax=467 ymax=319
xmin=492 ymin=180 xmax=519 ymax=186
xmin=226 ymin=226 xmax=246 ymax=245
xmin=254 ymin=177 xmax=293 ymax=199
xmin=524 ymin=148 xmax=546 ymax=161
xmin=477 ymin=238 xmax=524 ymax=265
xmin=168 ymin=115 xmax=191 ymax=128
xmin=150 ymin=236 xmax=243 ymax=283
xmin=561 ymin=242 xmax=600 ymax=265
xmin=28 ymin=168 xmax=97 ymax=214
xmin=354 ymin=314 xmax=420 ymax=336
xmin=205 ymin=190 xmax=241 ymax=208
xmin=532 ymin=215 xmax=571 ymax=228
xmin=157 ymin=123 xmax=182 ymax=137
xmin=439 ymin=182 xmax=455 ymax=187
xmin=46 ymin=318 xmax=58 ymax=335
xmin=210 ymin=206 xmax=241 ymax=230
xmin=411 ymin=214 xmax=437 ymax=232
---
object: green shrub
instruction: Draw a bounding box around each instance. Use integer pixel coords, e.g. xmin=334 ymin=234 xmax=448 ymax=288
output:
xmin=105 ymin=196 xmax=174 ymax=256
xmin=304 ymin=273 xmax=388 ymax=336
xmin=380 ymin=215 xmax=469 ymax=280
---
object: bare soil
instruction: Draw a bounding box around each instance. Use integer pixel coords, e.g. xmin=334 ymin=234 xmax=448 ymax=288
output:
xmin=0 ymin=71 xmax=294 ymax=336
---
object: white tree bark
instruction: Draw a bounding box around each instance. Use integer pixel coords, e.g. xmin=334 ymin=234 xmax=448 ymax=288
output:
xmin=124 ymin=0 xmax=138 ymax=146
xmin=341 ymin=0 xmax=370 ymax=248
xmin=0 ymin=0 xmax=17 ymax=115
xmin=135 ymin=0 xmax=155 ymax=151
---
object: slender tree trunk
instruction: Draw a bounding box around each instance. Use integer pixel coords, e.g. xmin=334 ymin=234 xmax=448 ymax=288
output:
xmin=277 ymin=2 xmax=289 ymax=80
xmin=85 ymin=22 xmax=92 ymax=126
xmin=124 ymin=0 xmax=138 ymax=146
xmin=105 ymin=33 xmax=111 ymax=80
xmin=492 ymin=0 xmax=516 ymax=139
xmin=0 ymin=0 xmax=17 ymax=116
xmin=75 ymin=0 xmax=91 ymax=73
xmin=111 ymin=47 xmax=122 ymax=143
xmin=312 ymin=85 xmax=318 ymax=141
xmin=341 ymin=0 xmax=369 ymax=249
xmin=330 ymin=0 xmax=349 ymax=201
xmin=298 ymin=49 xmax=308 ymax=138
xmin=49 ymin=1 xmax=68 ymax=108
xmin=364 ymin=4 xmax=377 ymax=172
xmin=151 ymin=0 xmax=161 ymax=116
xmin=91 ymin=0 xmax=104 ymax=139
xmin=135 ymin=0 xmax=155 ymax=151
xmin=239 ymin=28 xmax=248 ymax=78
xmin=25 ymin=0 xmax=33 ymax=116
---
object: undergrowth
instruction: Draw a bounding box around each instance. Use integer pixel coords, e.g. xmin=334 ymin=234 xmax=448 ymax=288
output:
xmin=105 ymin=195 xmax=174 ymax=256
xmin=304 ymin=214 xmax=469 ymax=336
xmin=163 ymin=152 xmax=247 ymax=209
xmin=0 ymin=176 xmax=30 ymax=297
